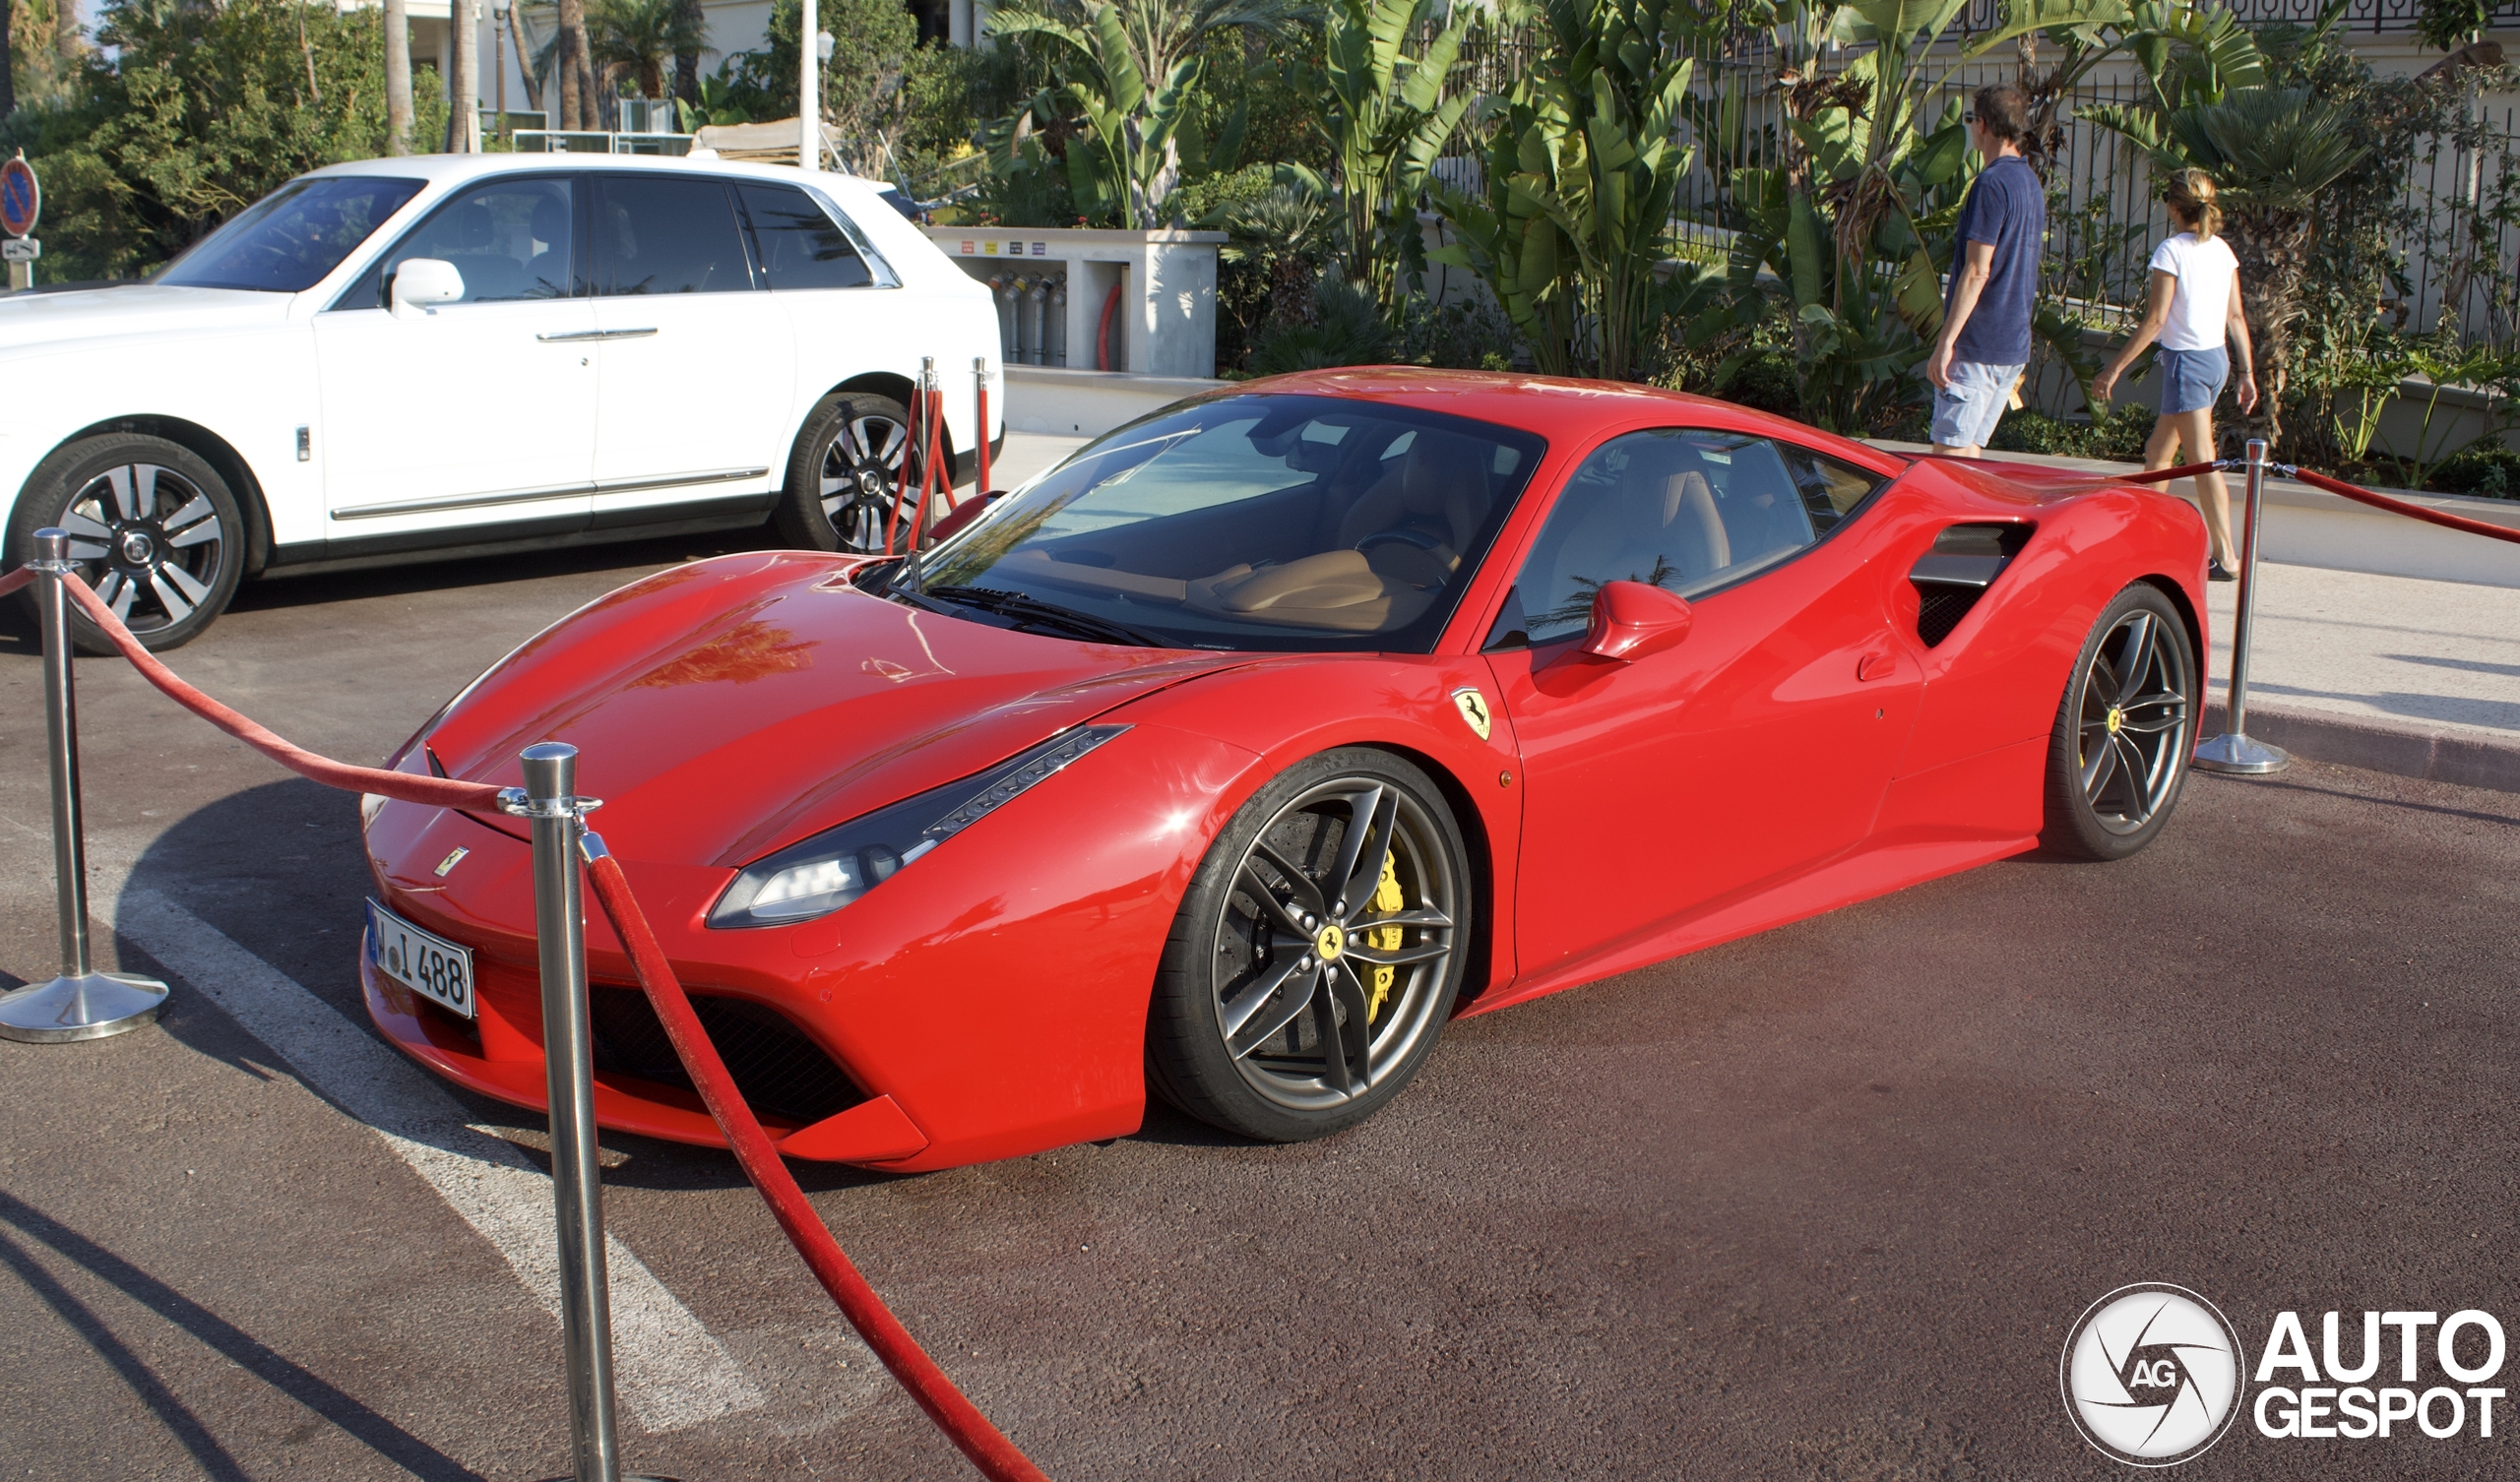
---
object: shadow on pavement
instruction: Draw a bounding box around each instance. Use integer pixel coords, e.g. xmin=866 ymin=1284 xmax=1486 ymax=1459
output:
xmin=0 ymin=1191 xmax=487 ymax=1482
xmin=0 ymin=523 xmax=786 ymax=658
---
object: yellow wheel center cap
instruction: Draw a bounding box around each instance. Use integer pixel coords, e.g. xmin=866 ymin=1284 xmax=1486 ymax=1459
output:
xmin=1315 ymin=924 xmax=1345 ymax=961
xmin=2107 ymin=708 xmax=2124 ymax=734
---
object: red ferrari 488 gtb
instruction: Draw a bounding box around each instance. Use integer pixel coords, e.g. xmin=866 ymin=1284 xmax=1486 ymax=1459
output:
xmin=360 ymin=369 xmax=2207 ymax=1171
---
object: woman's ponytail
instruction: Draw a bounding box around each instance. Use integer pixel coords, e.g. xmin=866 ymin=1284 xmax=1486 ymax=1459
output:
xmin=2164 ymin=168 xmax=2223 ymax=242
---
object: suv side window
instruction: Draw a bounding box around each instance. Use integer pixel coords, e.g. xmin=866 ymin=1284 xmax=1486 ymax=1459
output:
xmin=1501 ymin=429 xmax=1886 ymax=646
xmin=591 ymin=175 xmax=754 ymax=295
xmin=736 ymin=182 xmax=873 ymax=289
xmin=334 ymin=175 xmax=577 ymax=309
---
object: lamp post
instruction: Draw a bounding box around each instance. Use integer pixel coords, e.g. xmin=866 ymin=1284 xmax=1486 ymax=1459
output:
xmin=492 ymin=0 xmax=509 ymax=139
xmin=797 ymin=0 xmax=821 ymax=169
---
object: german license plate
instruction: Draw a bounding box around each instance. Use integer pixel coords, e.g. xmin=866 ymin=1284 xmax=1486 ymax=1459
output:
xmin=367 ymin=899 xmax=475 ymax=1019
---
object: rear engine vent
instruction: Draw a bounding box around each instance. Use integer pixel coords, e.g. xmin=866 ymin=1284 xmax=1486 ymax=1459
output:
xmin=1911 ymin=523 xmax=2033 ymax=648
xmin=588 ymin=987 xmax=868 ymax=1127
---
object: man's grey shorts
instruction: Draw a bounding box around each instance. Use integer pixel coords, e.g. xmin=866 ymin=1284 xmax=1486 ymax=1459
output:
xmin=1931 ymin=360 xmax=2025 ymax=449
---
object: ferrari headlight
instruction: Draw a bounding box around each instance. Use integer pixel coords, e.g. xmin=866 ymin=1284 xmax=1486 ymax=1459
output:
xmin=708 ymin=724 xmax=1128 ymax=929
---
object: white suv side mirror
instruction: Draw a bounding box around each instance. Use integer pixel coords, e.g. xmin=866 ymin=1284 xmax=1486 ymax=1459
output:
xmin=390 ymin=259 xmax=465 ymax=320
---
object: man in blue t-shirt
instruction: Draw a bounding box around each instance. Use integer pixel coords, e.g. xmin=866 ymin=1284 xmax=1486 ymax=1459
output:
xmin=1926 ymin=85 xmax=2046 ymax=458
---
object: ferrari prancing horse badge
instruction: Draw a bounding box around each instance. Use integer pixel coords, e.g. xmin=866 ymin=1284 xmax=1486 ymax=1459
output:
xmin=1451 ymin=687 xmax=1492 ymax=741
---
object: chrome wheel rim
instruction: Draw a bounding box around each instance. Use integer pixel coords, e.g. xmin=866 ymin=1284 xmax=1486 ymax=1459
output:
xmin=817 ymin=412 xmax=913 ymax=555
xmin=56 ymin=463 xmax=226 ymax=638
xmin=2077 ymin=607 xmax=2192 ymax=834
xmin=1209 ymin=778 xmax=1459 ymax=1111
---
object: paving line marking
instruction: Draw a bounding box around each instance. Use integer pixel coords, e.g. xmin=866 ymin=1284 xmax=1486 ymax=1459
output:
xmin=105 ymin=885 xmax=766 ymax=1433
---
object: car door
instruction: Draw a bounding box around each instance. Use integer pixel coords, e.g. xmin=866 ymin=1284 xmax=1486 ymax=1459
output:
xmin=1480 ymin=427 xmax=1921 ymax=981
xmin=584 ymin=172 xmax=795 ymax=525
xmin=311 ymin=173 xmax=596 ymax=542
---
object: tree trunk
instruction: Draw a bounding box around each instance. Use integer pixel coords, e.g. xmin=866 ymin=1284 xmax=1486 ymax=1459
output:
xmin=569 ymin=2 xmax=599 ymax=130
xmin=1 ymin=1 xmax=17 ymax=123
xmin=384 ymin=0 xmax=414 ymax=154
xmin=507 ymin=3 xmax=541 ymax=113
xmin=673 ymin=0 xmax=702 ymax=105
xmin=2226 ymin=209 xmax=2311 ymax=457
xmin=446 ymin=0 xmax=481 ymax=152
xmin=555 ymin=0 xmax=589 ymax=130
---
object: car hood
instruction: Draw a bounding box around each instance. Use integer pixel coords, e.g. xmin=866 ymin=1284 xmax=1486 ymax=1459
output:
xmin=0 ymin=283 xmax=295 ymax=354
xmin=425 ymin=551 xmax=1258 ymax=866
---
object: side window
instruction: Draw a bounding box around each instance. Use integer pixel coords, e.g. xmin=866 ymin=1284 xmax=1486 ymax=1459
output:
xmin=737 ymin=182 xmax=872 ymax=289
xmin=593 ymin=176 xmax=754 ymax=295
xmin=338 ymin=176 xmax=576 ymax=309
xmin=1500 ymin=429 xmax=1884 ymax=646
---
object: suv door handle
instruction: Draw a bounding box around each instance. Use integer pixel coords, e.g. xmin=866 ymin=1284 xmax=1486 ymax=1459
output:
xmin=536 ymin=328 xmax=660 ymax=342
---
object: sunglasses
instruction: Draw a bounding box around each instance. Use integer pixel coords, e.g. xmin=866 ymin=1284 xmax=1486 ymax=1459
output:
xmin=1963 ymin=111 xmax=1979 ymax=123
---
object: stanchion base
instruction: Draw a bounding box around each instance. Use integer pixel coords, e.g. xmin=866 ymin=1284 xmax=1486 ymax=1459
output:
xmin=2193 ymin=731 xmax=2292 ymax=775
xmin=0 ymin=970 xmax=170 ymax=1043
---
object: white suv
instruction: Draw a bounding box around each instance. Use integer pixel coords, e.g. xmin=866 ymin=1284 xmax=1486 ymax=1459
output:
xmin=0 ymin=154 xmax=1003 ymax=649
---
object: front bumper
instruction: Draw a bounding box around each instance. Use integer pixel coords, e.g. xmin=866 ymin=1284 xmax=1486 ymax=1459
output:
xmin=360 ymin=925 xmax=936 ymax=1164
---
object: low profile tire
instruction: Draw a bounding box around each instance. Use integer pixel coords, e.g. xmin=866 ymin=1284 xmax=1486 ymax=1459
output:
xmin=774 ymin=392 xmax=928 ymax=555
xmin=1148 ymin=748 xmax=1472 ymax=1142
xmin=2043 ymin=583 xmax=2197 ymax=861
xmin=9 ymin=434 xmax=245 ymax=654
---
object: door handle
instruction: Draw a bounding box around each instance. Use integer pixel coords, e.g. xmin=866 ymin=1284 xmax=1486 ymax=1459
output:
xmin=535 ymin=328 xmax=660 ymax=342
xmin=1857 ymin=650 xmax=1898 ymax=682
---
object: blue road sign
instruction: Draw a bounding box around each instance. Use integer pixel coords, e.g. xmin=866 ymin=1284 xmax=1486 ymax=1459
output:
xmin=2 ymin=156 xmax=39 ymax=239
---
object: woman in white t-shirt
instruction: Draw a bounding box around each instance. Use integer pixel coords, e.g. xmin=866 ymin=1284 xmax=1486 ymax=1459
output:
xmin=2092 ymin=170 xmax=2260 ymax=581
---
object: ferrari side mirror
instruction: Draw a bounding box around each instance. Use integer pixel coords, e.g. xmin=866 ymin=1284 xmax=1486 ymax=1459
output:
xmin=1579 ymin=580 xmax=1692 ymax=662
xmin=924 ymin=489 xmax=1005 ymax=545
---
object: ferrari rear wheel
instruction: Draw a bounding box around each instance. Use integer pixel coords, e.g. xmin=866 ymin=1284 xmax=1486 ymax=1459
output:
xmin=1148 ymin=749 xmax=1470 ymax=1142
xmin=2043 ymin=583 xmax=2195 ymax=860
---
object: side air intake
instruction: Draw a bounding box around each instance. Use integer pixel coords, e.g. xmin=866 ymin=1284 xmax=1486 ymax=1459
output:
xmin=1911 ymin=523 xmax=2032 ymax=648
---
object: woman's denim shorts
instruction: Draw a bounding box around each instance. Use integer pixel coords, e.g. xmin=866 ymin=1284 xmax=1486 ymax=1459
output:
xmin=2158 ymin=346 xmax=2229 ymax=415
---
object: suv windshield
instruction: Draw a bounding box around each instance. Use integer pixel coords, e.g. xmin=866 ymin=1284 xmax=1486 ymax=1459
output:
xmin=910 ymin=394 xmax=1546 ymax=652
xmin=158 ymin=175 xmax=424 ymax=292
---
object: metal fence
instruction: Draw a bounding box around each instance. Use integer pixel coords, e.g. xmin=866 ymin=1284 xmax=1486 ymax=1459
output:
xmin=1434 ymin=19 xmax=2520 ymax=346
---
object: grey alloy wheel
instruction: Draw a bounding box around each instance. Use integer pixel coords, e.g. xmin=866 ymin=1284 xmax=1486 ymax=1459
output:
xmin=820 ymin=408 xmax=914 ymax=555
xmin=777 ymin=392 xmax=927 ymax=556
xmin=2045 ymin=584 xmax=2195 ymax=860
xmin=1149 ymin=749 xmax=1471 ymax=1141
xmin=11 ymin=434 xmax=244 ymax=653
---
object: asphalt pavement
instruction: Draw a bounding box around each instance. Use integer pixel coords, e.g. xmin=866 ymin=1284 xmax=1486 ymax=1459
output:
xmin=3 ymin=522 xmax=2517 ymax=1480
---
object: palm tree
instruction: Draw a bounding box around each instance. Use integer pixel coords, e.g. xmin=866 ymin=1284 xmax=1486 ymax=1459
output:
xmin=988 ymin=0 xmax=1306 ymax=107
xmin=385 ymin=0 xmax=414 ymax=152
xmin=590 ymin=0 xmax=710 ymax=104
xmin=2096 ymin=86 xmax=2372 ymax=451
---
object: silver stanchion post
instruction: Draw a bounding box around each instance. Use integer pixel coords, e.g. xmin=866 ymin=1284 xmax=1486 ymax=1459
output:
xmin=503 ymin=746 xmax=671 ymax=1482
xmin=0 ymin=527 xmax=170 ymax=1043
xmin=2194 ymin=439 xmax=2291 ymax=774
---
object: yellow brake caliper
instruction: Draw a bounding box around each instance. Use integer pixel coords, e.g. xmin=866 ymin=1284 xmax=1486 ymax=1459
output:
xmin=1366 ymin=853 xmax=1405 ymax=1022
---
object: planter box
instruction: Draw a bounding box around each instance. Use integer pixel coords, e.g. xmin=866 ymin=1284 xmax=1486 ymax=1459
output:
xmin=922 ymin=225 xmax=1226 ymax=380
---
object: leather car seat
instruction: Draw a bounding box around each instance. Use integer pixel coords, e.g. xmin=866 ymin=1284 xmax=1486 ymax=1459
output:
xmin=1540 ymin=439 xmax=1732 ymax=608
xmin=1336 ymin=433 xmax=1493 ymax=587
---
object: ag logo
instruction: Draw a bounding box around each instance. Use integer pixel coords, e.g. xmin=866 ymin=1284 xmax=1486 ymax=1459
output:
xmin=1450 ymin=686 xmax=1492 ymax=741
xmin=2062 ymin=1283 xmax=2245 ymax=1466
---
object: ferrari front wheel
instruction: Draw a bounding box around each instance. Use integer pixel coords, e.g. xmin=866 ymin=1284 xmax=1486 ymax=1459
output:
xmin=2043 ymin=583 xmax=2196 ymax=860
xmin=1148 ymin=749 xmax=1471 ymax=1142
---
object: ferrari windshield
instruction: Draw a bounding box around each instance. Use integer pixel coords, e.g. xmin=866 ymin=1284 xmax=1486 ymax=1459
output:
xmin=158 ymin=175 xmax=424 ymax=292
xmin=912 ymin=395 xmax=1545 ymax=651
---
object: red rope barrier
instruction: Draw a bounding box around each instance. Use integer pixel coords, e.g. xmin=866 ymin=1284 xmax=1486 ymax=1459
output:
xmin=2291 ymin=466 xmax=2520 ymax=546
xmin=23 ymin=561 xmax=1052 ymax=1475
xmin=56 ymin=577 xmax=504 ymax=812
xmin=582 ymin=850 xmax=1054 ymax=1482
